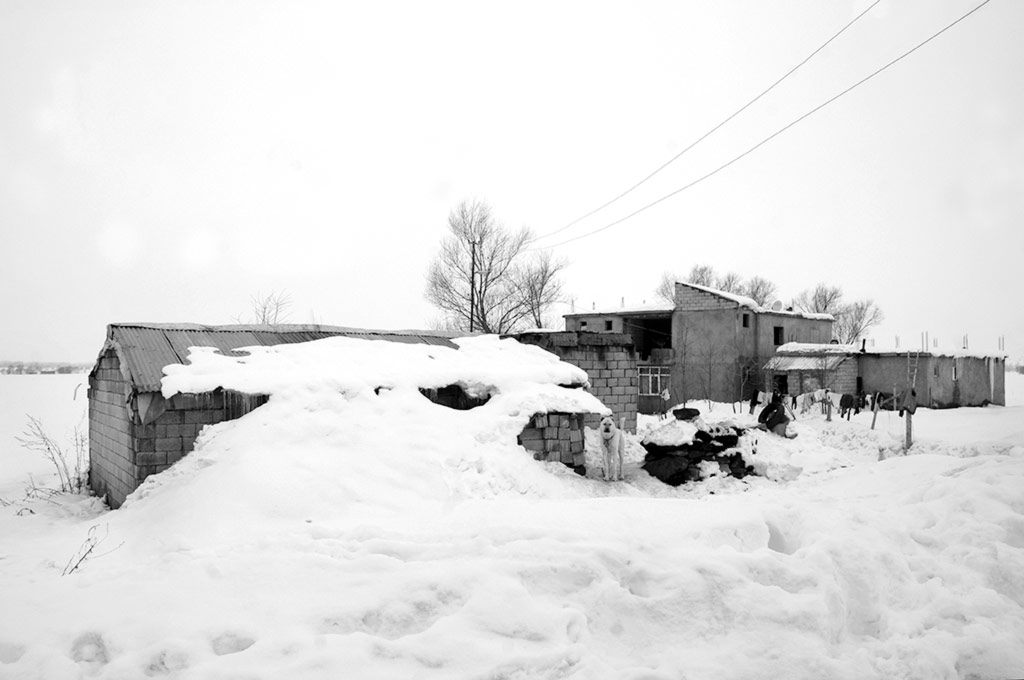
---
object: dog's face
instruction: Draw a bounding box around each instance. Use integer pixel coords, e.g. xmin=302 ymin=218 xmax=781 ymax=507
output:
xmin=599 ymin=415 xmax=617 ymax=439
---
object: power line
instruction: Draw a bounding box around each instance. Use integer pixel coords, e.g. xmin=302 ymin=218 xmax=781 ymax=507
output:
xmin=530 ymin=0 xmax=882 ymax=245
xmin=531 ymin=0 xmax=992 ymax=252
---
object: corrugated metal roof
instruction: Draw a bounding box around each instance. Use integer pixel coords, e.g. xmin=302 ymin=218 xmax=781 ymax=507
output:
xmin=763 ymin=355 xmax=848 ymax=372
xmin=101 ymin=323 xmax=461 ymax=392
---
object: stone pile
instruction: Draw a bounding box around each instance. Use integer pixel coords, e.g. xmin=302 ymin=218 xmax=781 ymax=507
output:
xmin=641 ymin=408 xmax=756 ymax=486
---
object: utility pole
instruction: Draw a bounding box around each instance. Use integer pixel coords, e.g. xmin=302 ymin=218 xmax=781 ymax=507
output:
xmin=469 ymin=239 xmax=477 ymax=333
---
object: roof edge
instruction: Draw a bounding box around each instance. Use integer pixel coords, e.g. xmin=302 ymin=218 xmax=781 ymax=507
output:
xmin=106 ymin=322 xmax=463 ymax=338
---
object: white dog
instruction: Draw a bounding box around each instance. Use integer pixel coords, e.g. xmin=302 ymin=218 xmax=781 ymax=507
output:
xmin=599 ymin=415 xmax=625 ymax=482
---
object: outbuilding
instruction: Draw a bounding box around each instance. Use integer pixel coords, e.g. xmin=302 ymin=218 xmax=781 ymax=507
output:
xmin=88 ymin=323 xmax=462 ymax=508
xmin=764 ymin=342 xmax=1005 ymax=407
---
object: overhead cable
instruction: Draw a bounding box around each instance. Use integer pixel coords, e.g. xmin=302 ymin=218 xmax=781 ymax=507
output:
xmin=532 ymin=0 xmax=992 ymax=251
xmin=529 ymin=0 xmax=882 ymax=244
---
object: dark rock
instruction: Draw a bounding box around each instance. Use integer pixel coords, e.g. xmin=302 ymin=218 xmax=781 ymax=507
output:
xmin=641 ymin=425 xmax=755 ymax=486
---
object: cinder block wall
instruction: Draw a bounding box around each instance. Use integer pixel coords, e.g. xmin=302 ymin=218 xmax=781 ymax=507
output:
xmin=89 ymin=358 xmax=268 ymax=508
xmin=518 ymin=412 xmax=586 ymax=469
xmin=131 ymin=392 xmax=238 ymax=487
xmin=511 ymin=332 xmax=638 ymax=432
xmin=88 ymin=350 xmax=135 ymax=508
xmin=573 ymin=347 xmax=637 ymax=431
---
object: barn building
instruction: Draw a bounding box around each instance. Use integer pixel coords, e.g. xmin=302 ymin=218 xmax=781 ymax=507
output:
xmin=764 ymin=342 xmax=1006 ymax=407
xmin=88 ymin=323 xmax=462 ymax=508
xmin=563 ymin=282 xmax=834 ymax=409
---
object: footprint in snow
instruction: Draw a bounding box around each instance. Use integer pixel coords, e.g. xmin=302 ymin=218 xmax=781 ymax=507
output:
xmin=211 ymin=632 xmax=256 ymax=656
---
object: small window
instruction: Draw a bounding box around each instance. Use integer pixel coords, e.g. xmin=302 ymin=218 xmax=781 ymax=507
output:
xmin=605 ymin=320 xmax=613 ymax=331
xmin=952 ymin=361 xmax=958 ymax=381
xmin=638 ymin=366 xmax=672 ymax=396
xmin=742 ymin=313 xmax=750 ymax=328
xmin=773 ymin=326 xmax=784 ymax=345
xmin=580 ymin=321 xmax=588 ymax=330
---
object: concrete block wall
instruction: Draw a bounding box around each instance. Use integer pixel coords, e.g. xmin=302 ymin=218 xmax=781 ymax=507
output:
xmin=833 ymin=360 xmax=859 ymax=395
xmin=131 ymin=392 xmax=233 ymax=486
xmin=130 ymin=391 xmax=268 ymax=494
xmin=518 ymin=412 xmax=586 ymax=468
xmin=88 ymin=351 xmax=135 ymax=508
xmin=571 ymin=348 xmax=637 ymax=431
xmin=511 ymin=332 xmax=638 ymax=432
xmin=784 ymin=358 xmax=858 ymax=397
xmin=90 ymin=360 xmax=269 ymax=508
xmin=674 ymin=283 xmax=737 ymax=311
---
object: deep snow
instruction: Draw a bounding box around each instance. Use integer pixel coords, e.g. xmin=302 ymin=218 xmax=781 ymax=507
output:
xmin=1 ymin=351 xmax=1022 ymax=680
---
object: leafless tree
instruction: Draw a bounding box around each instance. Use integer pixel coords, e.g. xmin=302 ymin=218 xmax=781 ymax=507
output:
xmin=249 ymin=290 xmax=292 ymax=325
xmin=426 ymin=199 xmax=559 ymax=334
xmin=686 ymin=264 xmax=716 ymax=288
xmin=518 ymin=250 xmax=568 ymax=328
xmin=694 ymin=329 xmax=727 ymax=409
xmin=834 ymin=299 xmax=884 ymax=344
xmin=743 ymin=276 xmax=778 ymax=306
xmin=794 ymin=283 xmax=844 ymax=315
xmin=715 ymin=271 xmax=744 ymax=294
xmin=655 ymin=271 xmax=679 ymax=304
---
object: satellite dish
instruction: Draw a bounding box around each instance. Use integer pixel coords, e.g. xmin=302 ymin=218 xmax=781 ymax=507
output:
xmin=771 ymin=300 xmax=783 ymax=312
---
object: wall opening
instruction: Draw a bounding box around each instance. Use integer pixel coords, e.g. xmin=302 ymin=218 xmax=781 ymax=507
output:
xmin=419 ymin=385 xmax=491 ymax=410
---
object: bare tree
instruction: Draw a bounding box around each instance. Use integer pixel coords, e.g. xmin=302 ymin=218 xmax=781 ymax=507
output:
xmin=249 ymin=290 xmax=292 ymax=325
xmin=743 ymin=276 xmax=778 ymax=306
xmin=694 ymin=329 xmax=727 ymax=409
xmin=686 ymin=264 xmax=716 ymax=288
xmin=834 ymin=299 xmax=884 ymax=344
xmin=655 ymin=271 xmax=679 ymax=304
xmin=715 ymin=271 xmax=744 ymax=294
xmin=794 ymin=283 xmax=844 ymax=315
xmin=426 ymin=199 xmax=560 ymax=334
xmin=518 ymin=250 xmax=568 ymax=328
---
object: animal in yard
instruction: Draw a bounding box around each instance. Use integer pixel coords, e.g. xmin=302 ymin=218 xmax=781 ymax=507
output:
xmin=599 ymin=415 xmax=625 ymax=482
xmin=839 ymin=393 xmax=856 ymax=420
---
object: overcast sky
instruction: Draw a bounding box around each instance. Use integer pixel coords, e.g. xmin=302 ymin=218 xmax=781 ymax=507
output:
xmin=2 ymin=0 xmax=1021 ymax=363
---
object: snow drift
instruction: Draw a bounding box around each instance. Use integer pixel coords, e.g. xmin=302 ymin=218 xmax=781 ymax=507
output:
xmin=0 ymin=349 xmax=1022 ymax=679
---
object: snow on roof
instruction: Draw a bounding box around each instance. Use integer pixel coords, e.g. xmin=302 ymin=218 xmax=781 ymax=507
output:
xmin=685 ymin=283 xmax=835 ymax=321
xmin=97 ymin=323 xmax=460 ymax=393
xmin=564 ymin=301 xmax=675 ymax=317
xmin=161 ymin=334 xmax=609 ymax=417
xmin=777 ymin=342 xmax=858 ymax=354
xmin=566 ymin=284 xmax=834 ymax=321
xmin=781 ymin=341 xmax=1006 ymax=360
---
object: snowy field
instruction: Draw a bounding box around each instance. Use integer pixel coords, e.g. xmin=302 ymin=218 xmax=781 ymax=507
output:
xmin=1 ymin=350 xmax=1023 ymax=680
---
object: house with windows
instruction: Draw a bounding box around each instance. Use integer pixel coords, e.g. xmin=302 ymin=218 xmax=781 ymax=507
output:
xmin=764 ymin=342 xmax=1005 ymax=407
xmin=564 ymin=282 xmax=834 ymax=410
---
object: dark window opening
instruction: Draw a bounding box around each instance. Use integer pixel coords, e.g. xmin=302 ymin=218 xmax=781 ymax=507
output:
xmin=604 ymin=320 xmax=613 ymax=331
xmin=418 ymin=385 xmax=491 ymax=410
xmin=623 ymin=316 xmax=673 ymax=361
xmin=773 ymin=326 xmax=784 ymax=345
xmin=742 ymin=313 xmax=750 ymax=328
xmin=580 ymin=321 xmax=588 ymax=330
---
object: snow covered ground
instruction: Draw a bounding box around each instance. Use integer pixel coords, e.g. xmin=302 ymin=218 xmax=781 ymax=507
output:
xmin=1 ymin=353 xmax=1022 ymax=680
